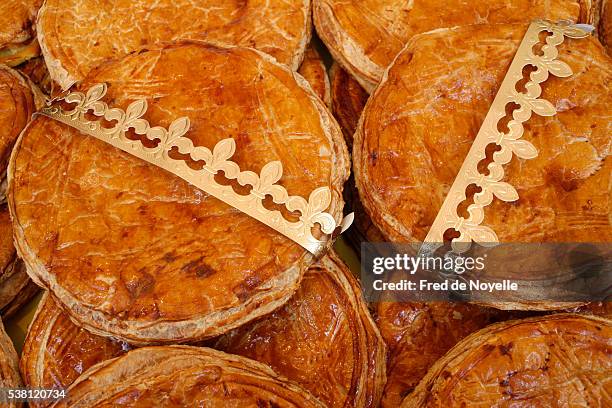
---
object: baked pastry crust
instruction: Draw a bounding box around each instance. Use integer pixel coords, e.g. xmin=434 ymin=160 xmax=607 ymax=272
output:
xmin=22 ymin=253 xmax=385 ymax=407
xmin=0 ymin=66 xmax=37 ymax=181
xmin=215 ymin=251 xmax=386 ymax=407
xmin=599 ymin=0 xmax=612 ymax=53
xmin=354 ymin=24 xmax=611 ymax=246
xmin=38 ymin=0 xmax=312 ymax=89
xmin=16 ymin=57 xmax=53 ymax=96
xmin=401 ymin=314 xmax=612 ymax=407
xmin=298 ymin=44 xmax=331 ymax=108
xmin=0 ymin=206 xmax=37 ymax=318
xmin=51 ymin=346 xmax=326 ymax=407
xmin=0 ymin=318 xmax=22 ymax=407
xmin=314 ymin=0 xmax=585 ymax=91
xmin=0 ymin=66 xmax=38 ymax=318
xmin=0 ymin=0 xmax=42 ymax=66
xmin=21 ymin=292 xmax=130 ymax=408
xmin=377 ymin=302 xmax=516 ymax=407
xmin=570 ymin=301 xmax=612 ymax=318
xmin=330 ymin=63 xmax=368 ymax=149
xmin=9 ymin=42 xmax=349 ymax=344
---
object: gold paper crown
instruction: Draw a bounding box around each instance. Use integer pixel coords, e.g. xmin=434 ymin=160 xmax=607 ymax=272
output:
xmin=423 ymin=20 xmax=592 ymax=254
xmin=38 ymin=84 xmax=353 ymax=257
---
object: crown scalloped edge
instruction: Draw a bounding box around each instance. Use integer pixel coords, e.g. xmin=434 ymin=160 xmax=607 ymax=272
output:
xmin=37 ymin=83 xmax=353 ymax=257
xmin=423 ymin=20 xmax=592 ymax=254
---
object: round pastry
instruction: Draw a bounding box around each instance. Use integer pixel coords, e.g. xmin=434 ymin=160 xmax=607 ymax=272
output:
xmin=9 ymin=42 xmax=349 ymax=344
xmin=51 ymin=346 xmax=325 ymax=407
xmin=314 ymin=0 xmax=585 ymax=91
xmin=21 ymin=293 xmax=130 ymax=408
xmin=215 ymin=251 xmax=386 ymax=408
xmin=354 ymin=24 xmax=611 ymax=258
xmin=401 ymin=314 xmax=612 ymax=407
xmin=330 ymin=63 xmax=368 ymax=148
xmin=377 ymin=302 xmax=515 ymax=407
xmin=0 ymin=318 xmax=22 ymax=408
xmin=298 ymin=44 xmax=331 ymax=108
xmin=38 ymin=0 xmax=312 ymax=90
xmin=0 ymin=0 xmax=42 ymax=67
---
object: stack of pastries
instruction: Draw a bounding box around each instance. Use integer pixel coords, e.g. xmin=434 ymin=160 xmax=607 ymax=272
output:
xmin=0 ymin=0 xmax=608 ymax=407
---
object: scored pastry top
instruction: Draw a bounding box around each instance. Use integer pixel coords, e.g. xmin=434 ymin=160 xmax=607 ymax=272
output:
xmin=354 ymin=23 xmax=611 ymax=244
xmin=52 ymin=346 xmax=327 ymax=407
xmin=20 ymin=292 xmax=130 ymax=408
xmin=422 ymin=21 xmax=592 ymax=253
xmin=314 ymin=0 xmax=585 ymax=91
xmin=9 ymin=41 xmax=349 ymax=344
xmin=39 ymin=82 xmax=353 ymax=256
xmin=38 ymin=0 xmax=312 ymax=89
xmin=401 ymin=314 xmax=612 ymax=407
xmin=216 ymin=252 xmax=386 ymax=408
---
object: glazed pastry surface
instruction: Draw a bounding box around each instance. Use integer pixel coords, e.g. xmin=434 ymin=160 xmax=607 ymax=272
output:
xmin=314 ymin=0 xmax=584 ymax=90
xmin=0 ymin=66 xmax=36 ymax=172
xmin=21 ymin=293 xmax=130 ymax=408
xmin=401 ymin=314 xmax=612 ymax=407
xmin=354 ymin=24 xmax=611 ymax=244
xmin=377 ymin=302 xmax=515 ymax=407
xmin=330 ymin=63 xmax=368 ymax=148
xmin=10 ymin=42 xmax=349 ymax=344
xmin=298 ymin=44 xmax=331 ymax=107
xmin=599 ymin=0 xmax=612 ymax=53
xmin=216 ymin=252 xmax=386 ymax=407
xmin=38 ymin=0 xmax=311 ymax=88
xmin=51 ymin=346 xmax=326 ymax=407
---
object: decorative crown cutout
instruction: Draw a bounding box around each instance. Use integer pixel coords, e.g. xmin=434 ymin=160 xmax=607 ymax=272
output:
xmin=423 ymin=20 xmax=592 ymax=254
xmin=38 ymin=84 xmax=353 ymax=257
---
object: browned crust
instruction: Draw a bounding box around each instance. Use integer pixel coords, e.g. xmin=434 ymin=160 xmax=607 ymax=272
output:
xmin=598 ymin=0 xmax=612 ymax=53
xmin=215 ymin=250 xmax=387 ymax=407
xmin=0 ymin=65 xmax=36 ymax=178
xmin=377 ymin=302 xmax=528 ymax=407
xmin=22 ymin=253 xmax=385 ymax=407
xmin=401 ymin=314 xmax=612 ymax=407
xmin=0 ymin=260 xmax=39 ymax=319
xmin=38 ymin=0 xmax=312 ymax=90
xmin=15 ymin=57 xmax=54 ymax=96
xmin=51 ymin=346 xmax=326 ymax=407
xmin=0 ymin=67 xmax=37 ymax=319
xmin=312 ymin=0 xmax=381 ymax=92
xmin=298 ymin=44 xmax=332 ymax=108
xmin=314 ymin=0 xmax=587 ymax=91
xmin=329 ymin=63 xmax=368 ymax=149
xmin=0 ymin=0 xmax=42 ymax=66
xmin=20 ymin=292 xmax=130 ymax=408
xmin=0 ymin=318 xmax=22 ymax=407
xmin=9 ymin=42 xmax=350 ymax=344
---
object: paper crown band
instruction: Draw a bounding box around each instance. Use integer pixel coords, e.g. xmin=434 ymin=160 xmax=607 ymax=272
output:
xmin=37 ymin=84 xmax=353 ymax=257
xmin=422 ymin=20 xmax=592 ymax=254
